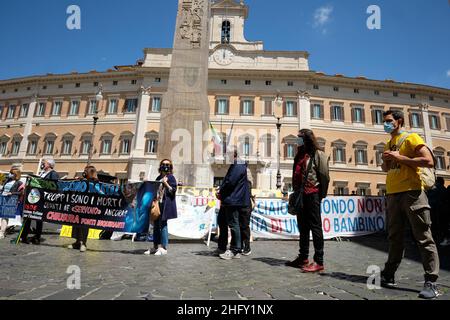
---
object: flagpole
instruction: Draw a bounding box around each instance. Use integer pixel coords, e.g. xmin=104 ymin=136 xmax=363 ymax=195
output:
xmin=220 ymin=117 xmax=223 ymax=158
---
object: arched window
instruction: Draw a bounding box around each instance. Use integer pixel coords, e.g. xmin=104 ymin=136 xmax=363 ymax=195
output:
xmin=239 ymin=134 xmax=254 ymax=157
xmin=434 ymin=147 xmax=446 ymax=171
xmin=80 ymin=132 xmax=93 ymax=156
xmin=119 ymin=131 xmax=134 ymax=155
xmin=332 ymin=139 xmax=347 ymax=164
xmin=221 ymin=20 xmax=231 ymax=44
xmin=260 ymin=134 xmax=276 ymax=158
xmin=44 ymin=133 xmax=57 ymax=155
xmin=353 ymin=140 xmax=368 ymax=165
xmin=61 ymin=133 xmax=75 ymax=156
xmin=100 ymin=132 xmax=115 ymax=155
xmin=283 ymin=135 xmax=298 ymax=159
xmin=374 ymin=143 xmax=386 ymax=167
xmin=26 ymin=133 xmax=40 ymax=156
xmin=145 ymin=131 xmax=159 ymax=155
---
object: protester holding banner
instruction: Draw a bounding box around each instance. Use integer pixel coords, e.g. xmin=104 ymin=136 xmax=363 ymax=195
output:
xmin=216 ymin=149 xmax=250 ymax=260
xmin=286 ymin=129 xmax=330 ymax=273
xmin=0 ymin=167 xmax=24 ymax=239
xmin=21 ymin=158 xmax=60 ymax=245
xmin=145 ymin=159 xmax=178 ymax=256
xmin=381 ymin=109 xmax=440 ymax=299
xmin=67 ymin=165 xmax=100 ymax=252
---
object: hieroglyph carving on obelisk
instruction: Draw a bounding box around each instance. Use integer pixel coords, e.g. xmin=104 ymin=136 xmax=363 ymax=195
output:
xmin=179 ymin=0 xmax=205 ymax=48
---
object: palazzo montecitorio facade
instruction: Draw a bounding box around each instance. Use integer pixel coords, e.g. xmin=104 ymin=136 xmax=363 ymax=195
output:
xmin=1 ymin=0 xmax=449 ymax=195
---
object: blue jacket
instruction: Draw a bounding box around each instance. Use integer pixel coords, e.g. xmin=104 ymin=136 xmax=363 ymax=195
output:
xmin=157 ymin=174 xmax=178 ymax=221
xmin=219 ymin=162 xmax=250 ymax=207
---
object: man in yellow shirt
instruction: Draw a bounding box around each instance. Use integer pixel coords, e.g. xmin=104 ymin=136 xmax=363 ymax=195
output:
xmin=381 ymin=110 xmax=440 ymax=299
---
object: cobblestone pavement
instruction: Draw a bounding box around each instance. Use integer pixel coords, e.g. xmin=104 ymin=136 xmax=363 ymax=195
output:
xmin=0 ymin=230 xmax=449 ymax=301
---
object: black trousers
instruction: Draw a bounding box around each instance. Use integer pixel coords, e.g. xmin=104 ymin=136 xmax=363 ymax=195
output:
xmin=21 ymin=219 xmax=43 ymax=240
xmin=297 ymin=193 xmax=324 ymax=265
xmin=218 ymin=207 xmax=228 ymax=252
xmin=73 ymin=226 xmax=89 ymax=245
xmin=239 ymin=207 xmax=252 ymax=251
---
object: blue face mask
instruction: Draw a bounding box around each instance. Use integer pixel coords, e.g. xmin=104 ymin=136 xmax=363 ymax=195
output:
xmin=384 ymin=122 xmax=396 ymax=134
xmin=296 ymin=137 xmax=305 ymax=147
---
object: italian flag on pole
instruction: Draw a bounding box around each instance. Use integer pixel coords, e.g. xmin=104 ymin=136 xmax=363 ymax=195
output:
xmin=209 ymin=122 xmax=222 ymax=154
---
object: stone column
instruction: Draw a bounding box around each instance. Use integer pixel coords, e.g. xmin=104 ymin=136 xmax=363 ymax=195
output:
xmin=132 ymin=86 xmax=151 ymax=158
xmin=129 ymin=86 xmax=152 ymax=181
xmin=420 ymin=103 xmax=433 ymax=149
xmin=18 ymin=94 xmax=37 ymax=159
xmin=298 ymin=90 xmax=311 ymax=130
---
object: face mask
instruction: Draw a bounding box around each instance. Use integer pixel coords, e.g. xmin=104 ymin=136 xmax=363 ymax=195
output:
xmin=8 ymin=173 xmax=15 ymax=179
xmin=160 ymin=165 xmax=171 ymax=173
xmin=40 ymin=164 xmax=46 ymax=170
xmin=384 ymin=122 xmax=396 ymax=134
xmin=296 ymin=137 xmax=305 ymax=147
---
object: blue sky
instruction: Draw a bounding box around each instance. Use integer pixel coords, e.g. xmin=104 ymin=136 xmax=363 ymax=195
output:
xmin=0 ymin=0 xmax=449 ymax=89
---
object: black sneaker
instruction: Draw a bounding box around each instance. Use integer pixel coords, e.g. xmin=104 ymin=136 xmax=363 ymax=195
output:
xmin=68 ymin=243 xmax=81 ymax=250
xmin=419 ymin=282 xmax=440 ymax=300
xmin=20 ymin=238 xmax=31 ymax=245
xmin=380 ymin=272 xmax=397 ymax=288
xmin=242 ymin=248 xmax=252 ymax=256
xmin=285 ymin=257 xmax=309 ymax=269
xmin=31 ymin=237 xmax=41 ymax=245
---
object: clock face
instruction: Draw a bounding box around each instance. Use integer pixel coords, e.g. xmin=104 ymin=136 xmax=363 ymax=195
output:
xmin=213 ymin=48 xmax=234 ymax=66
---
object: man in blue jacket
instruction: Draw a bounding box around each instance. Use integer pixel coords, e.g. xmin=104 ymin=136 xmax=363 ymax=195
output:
xmin=217 ymin=149 xmax=250 ymax=260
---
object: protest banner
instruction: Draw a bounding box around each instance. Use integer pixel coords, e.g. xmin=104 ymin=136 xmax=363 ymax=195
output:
xmin=251 ymin=196 xmax=386 ymax=240
xmin=23 ymin=176 xmax=159 ymax=233
xmin=60 ymin=225 xmax=102 ymax=240
xmin=167 ymin=187 xmax=219 ymax=239
xmin=0 ymin=195 xmax=20 ymax=219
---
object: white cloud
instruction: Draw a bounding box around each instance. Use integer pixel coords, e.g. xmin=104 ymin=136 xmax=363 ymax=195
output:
xmin=313 ymin=5 xmax=333 ymax=33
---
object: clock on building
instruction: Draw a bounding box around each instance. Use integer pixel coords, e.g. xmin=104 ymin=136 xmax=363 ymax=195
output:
xmin=213 ymin=48 xmax=235 ymax=66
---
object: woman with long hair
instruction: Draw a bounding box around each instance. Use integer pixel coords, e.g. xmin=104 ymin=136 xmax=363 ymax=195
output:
xmin=286 ymin=129 xmax=330 ymax=273
xmin=145 ymin=159 xmax=178 ymax=256
xmin=68 ymin=165 xmax=99 ymax=252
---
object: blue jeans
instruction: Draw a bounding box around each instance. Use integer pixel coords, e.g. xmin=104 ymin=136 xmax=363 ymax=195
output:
xmin=153 ymin=217 xmax=169 ymax=249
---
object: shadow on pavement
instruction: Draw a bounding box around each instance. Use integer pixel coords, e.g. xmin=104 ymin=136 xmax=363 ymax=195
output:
xmin=319 ymin=272 xmax=368 ymax=285
xmin=347 ymin=232 xmax=450 ymax=272
xmin=252 ymin=257 xmax=288 ymax=267
xmin=192 ymin=250 xmax=218 ymax=257
xmin=319 ymin=272 xmax=421 ymax=294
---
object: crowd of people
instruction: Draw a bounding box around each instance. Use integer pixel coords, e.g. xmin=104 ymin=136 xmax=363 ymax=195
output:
xmin=0 ymin=109 xmax=449 ymax=299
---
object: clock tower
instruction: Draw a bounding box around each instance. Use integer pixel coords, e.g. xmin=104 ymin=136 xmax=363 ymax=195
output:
xmin=210 ymin=0 xmax=264 ymax=52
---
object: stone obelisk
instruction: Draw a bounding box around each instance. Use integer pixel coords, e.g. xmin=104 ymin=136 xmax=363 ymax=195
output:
xmin=158 ymin=0 xmax=212 ymax=187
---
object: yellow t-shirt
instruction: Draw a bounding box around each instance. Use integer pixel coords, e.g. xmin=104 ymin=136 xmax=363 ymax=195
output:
xmin=384 ymin=132 xmax=425 ymax=195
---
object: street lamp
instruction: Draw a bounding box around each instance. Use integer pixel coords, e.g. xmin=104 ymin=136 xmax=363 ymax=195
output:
xmin=87 ymin=84 xmax=103 ymax=166
xmin=274 ymin=92 xmax=283 ymax=190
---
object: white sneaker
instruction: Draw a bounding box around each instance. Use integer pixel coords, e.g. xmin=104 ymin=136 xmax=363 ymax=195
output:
xmin=439 ymin=238 xmax=450 ymax=247
xmin=80 ymin=244 xmax=87 ymax=252
xmin=154 ymin=248 xmax=168 ymax=256
xmin=144 ymin=248 xmax=158 ymax=255
xmin=0 ymin=233 xmax=5 ymax=240
xmin=219 ymin=250 xmax=241 ymax=260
